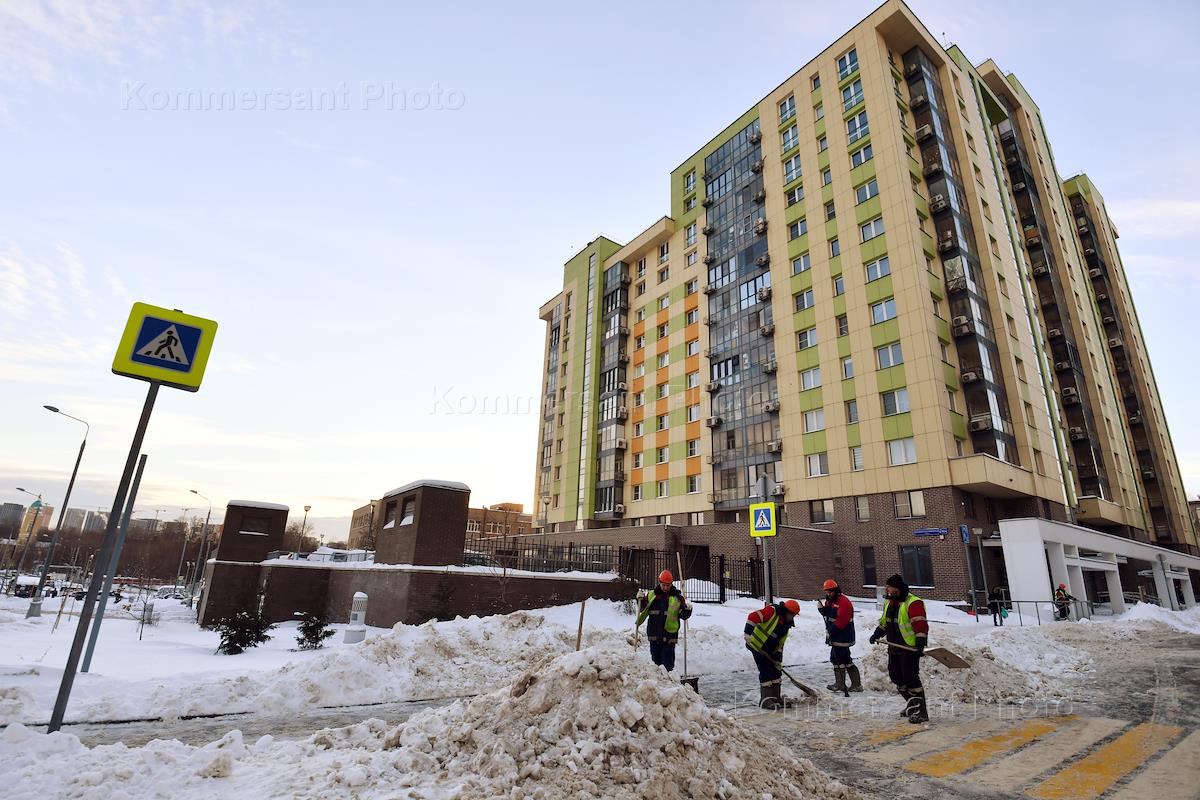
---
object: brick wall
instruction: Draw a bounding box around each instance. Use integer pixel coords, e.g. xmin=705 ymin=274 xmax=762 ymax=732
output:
xmin=215 ymin=504 xmax=288 ymax=563
xmin=376 ymin=485 xmax=469 ymax=567
xmin=197 ymin=561 xmax=264 ymax=626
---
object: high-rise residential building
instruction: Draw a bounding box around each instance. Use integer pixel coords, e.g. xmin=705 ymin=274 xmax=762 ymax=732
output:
xmin=0 ymin=503 xmax=23 ymax=541
xmin=61 ymin=508 xmax=88 ymax=531
xmin=18 ymin=504 xmax=54 ymax=544
xmin=532 ymin=0 xmax=1197 ymax=597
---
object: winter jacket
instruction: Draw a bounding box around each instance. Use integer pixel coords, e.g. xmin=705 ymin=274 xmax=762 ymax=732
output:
xmin=637 ymin=586 xmax=692 ymax=643
xmin=744 ymin=603 xmax=794 ymax=657
xmin=873 ymin=592 xmax=928 ymax=649
xmin=820 ymin=593 xmax=855 ymax=646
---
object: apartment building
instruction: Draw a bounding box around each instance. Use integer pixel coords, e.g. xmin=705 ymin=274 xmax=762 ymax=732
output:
xmin=347 ymin=500 xmax=378 ymax=551
xmin=532 ymin=0 xmax=1197 ymax=598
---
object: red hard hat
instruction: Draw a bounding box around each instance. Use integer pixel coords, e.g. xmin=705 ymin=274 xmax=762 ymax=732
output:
xmin=659 ymin=570 xmax=674 ymax=583
xmin=783 ymin=599 xmax=800 ymax=615
xmin=823 ymin=579 xmax=839 ymax=591
xmin=1059 ymin=583 xmax=1066 ymax=588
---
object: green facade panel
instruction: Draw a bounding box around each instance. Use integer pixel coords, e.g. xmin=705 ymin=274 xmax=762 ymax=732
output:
xmin=870 ymin=318 xmax=901 ymax=347
xmin=803 ymin=430 xmax=828 ymax=454
xmin=798 ymin=388 xmax=823 ymax=411
xmin=882 ymin=413 xmax=914 ymax=441
xmin=860 ymin=234 xmax=888 ymax=264
xmin=846 ymin=423 xmax=861 ymax=448
xmin=864 ymin=275 xmax=894 ymax=304
xmin=855 ymin=195 xmax=883 ymax=225
xmin=876 ymin=365 xmax=907 ymax=392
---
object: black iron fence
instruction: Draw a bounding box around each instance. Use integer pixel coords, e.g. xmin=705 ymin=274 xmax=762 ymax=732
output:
xmin=463 ymin=538 xmax=769 ymax=604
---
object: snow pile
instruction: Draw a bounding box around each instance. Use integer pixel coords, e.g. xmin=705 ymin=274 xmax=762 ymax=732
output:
xmin=1106 ymin=602 xmax=1200 ymax=634
xmin=861 ymin=626 xmax=1091 ymax=703
xmin=0 ymin=648 xmax=866 ymax=799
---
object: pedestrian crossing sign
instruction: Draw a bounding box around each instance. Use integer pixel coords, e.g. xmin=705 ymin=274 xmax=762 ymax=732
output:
xmin=749 ymin=502 xmax=776 ymax=538
xmin=113 ymin=303 xmax=218 ymax=392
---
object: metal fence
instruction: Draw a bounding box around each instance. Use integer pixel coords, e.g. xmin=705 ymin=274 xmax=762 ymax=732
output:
xmin=462 ymin=538 xmax=769 ymax=604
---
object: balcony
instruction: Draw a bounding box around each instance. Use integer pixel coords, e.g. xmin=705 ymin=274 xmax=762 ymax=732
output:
xmin=949 ymin=453 xmax=1036 ymax=498
xmin=1077 ymin=496 xmax=1129 ymax=527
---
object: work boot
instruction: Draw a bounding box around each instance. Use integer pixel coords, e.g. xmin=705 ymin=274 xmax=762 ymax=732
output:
xmin=898 ymin=688 xmax=913 ymax=717
xmin=759 ymin=683 xmax=784 ymax=710
xmin=826 ymin=667 xmax=848 ymax=693
xmin=907 ymin=693 xmax=929 ymax=724
xmin=847 ymin=664 xmax=863 ymax=692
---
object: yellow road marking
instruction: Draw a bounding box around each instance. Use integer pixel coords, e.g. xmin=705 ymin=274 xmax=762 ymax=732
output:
xmin=906 ymin=717 xmax=1067 ymax=777
xmin=1029 ymin=722 xmax=1183 ymax=800
xmin=968 ymin=717 xmax=1128 ymax=792
xmin=864 ymin=718 xmax=1011 ymax=765
xmin=1109 ymin=729 xmax=1200 ymax=800
xmin=867 ymin=725 xmax=924 ymax=745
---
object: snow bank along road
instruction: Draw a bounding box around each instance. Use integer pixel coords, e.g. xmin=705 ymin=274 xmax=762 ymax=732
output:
xmin=1 ymin=596 xmax=1198 ymax=797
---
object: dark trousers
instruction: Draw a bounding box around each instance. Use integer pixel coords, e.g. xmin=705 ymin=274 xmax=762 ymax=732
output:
xmin=830 ymin=645 xmax=853 ymax=666
xmin=649 ymin=640 xmax=677 ymax=672
xmin=887 ymin=648 xmax=923 ymax=693
xmin=751 ymin=650 xmax=781 ymax=686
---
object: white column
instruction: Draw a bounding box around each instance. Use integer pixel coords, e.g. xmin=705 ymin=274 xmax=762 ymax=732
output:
xmin=1104 ymin=566 xmax=1126 ymax=615
xmin=1181 ymin=574 xmax=1197 ymax=609
xmin=1152 ymin=556 xmax=1175 ymax=610
xmin=999 ymin=520 xmax=1054 ymax=625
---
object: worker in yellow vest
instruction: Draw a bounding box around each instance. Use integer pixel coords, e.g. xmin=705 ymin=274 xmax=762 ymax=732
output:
xmin=744 ymin=599 xmax=800 ymax=709
xmin=869 ymin=574 xmax=930 ymax=723
xmin=636 ymin=570 xmax=692 ymax=672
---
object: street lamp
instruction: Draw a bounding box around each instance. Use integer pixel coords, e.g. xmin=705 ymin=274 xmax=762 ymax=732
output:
xmin=296 ymin=505 xmax=311 ymax=557
xmin=188 ymin=489 xmax=214 ymax=606
xmin=27 ymin=406 xmax=89 ymax=617
xmin=9 ymin=487 xmax=43 ymax=595
xmin=172 ymin=506 xmax=191 ymax=591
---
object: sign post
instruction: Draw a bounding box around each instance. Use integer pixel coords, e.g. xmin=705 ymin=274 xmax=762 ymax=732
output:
xmin=48 ymin=303 xmax=216 ymax=733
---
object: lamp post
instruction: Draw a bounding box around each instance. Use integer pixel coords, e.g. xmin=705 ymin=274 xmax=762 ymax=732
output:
xmin=172 ymin=507 xmax=191 ymax=591
xmin=9 ymin=488 xmax=43 ymax=594
xmin=28 ymin=406 xmax=89 ymax=617
xmin=295 ymin=505 xmax=311 ymax=557
xmin=188 ymin=489 xmax=213 ymax=607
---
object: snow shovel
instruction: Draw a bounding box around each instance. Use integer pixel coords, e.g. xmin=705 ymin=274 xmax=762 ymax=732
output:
xmin=878 ymin=641 xmax=970 ymax=669
xmin=676 ymin=553 xmax=699 ymax=692
xmin=750 ymin=645 xmax=818 ymax=699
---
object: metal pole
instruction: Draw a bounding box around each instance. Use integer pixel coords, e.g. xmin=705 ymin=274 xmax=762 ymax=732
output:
xmin=29 ymin=435 xmax=87 ymax=617
xmin=11 ymin=501 xmax=43 ymax=590
xmin=49 ymin=382 xmax=158 ymax=732
xmin=764 ymin=535 xmax=773 ymax=604
xmin=190 ymin=504 xmax=213 ymax=608
xmin=82 ymin=453 xmax=148 ymax=673
xmin=172 ymin=509 xmax=191 ymax=589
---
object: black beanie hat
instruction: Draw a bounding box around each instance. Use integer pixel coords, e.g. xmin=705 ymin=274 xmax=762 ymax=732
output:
xmin=885 ymin=574 xmax=908 ymax=591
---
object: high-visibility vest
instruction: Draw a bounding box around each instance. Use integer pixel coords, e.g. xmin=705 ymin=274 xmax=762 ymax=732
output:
xmin=748 ymin=605 xmax=790 ymax=653
xmin=878 ymin=594 xmax=922 ymax=647
xmin=636 ymin=588 xmax=685 ymax=634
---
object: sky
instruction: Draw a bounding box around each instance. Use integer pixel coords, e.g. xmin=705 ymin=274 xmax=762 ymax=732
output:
xmin=1 ymin=0 xmax=1198 ymax=538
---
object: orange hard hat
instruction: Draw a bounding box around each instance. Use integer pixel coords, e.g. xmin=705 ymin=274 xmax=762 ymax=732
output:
xmin=659 ymin=570 xmax=674 ymax=583
xmin=1059 ymin=583 xmax=1066 ymax=588
xmin=783 ymin=599 xmax=801 ymax=615
xmin=823 ymin=579 xmax=839 ymax=591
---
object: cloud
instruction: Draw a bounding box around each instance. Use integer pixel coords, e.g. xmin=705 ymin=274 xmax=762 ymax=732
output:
xmin=1108 ymin=199 xmax=1200 ymax=238
xmin=340 ymin=155 xmax=372 ymax=169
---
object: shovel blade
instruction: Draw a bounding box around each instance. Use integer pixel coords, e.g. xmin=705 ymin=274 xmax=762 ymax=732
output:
xmin=925 ymin=647 xmax=970 ymax=669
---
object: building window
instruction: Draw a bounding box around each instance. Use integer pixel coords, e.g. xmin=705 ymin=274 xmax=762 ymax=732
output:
xmin=804 ymin=408 xmax=825 ymax=432
xmin=687 ymin=404 xmax=701 ymax=422
xmin=841 ymin=78 xmax=864 ymax=111
xmin=633 ymin=485 xmax=643 ymax=501
xmin=658 ymin=295 xmax=670 ymax=311
xmin=657 ymin=446 xmax=669 ymax=464
xmin=658 ymin=267 xmax=669 ymax=283
xmin=687 ymin=438 xmax=699 ymax=457
xmin=833 ymin=274 xmax=844 ymax=295
xmin=894 ymin=490 xmax=926 ymax=519
xmin=657 ymin=383 xmax=669 ymax=399
xmin=898 ymin=544 xmax=934 ymax=587
xmin=807 ymin=452 xmax=829 ymax=477
xmin=841 ymin=357 xmax=855 ymax=380
xmin=684 ymin=170 xmax=695 ymax=193
xmin=855 ymin=495 xmax=870 ymax=522
xmin=685 ymin=196 xmax=697 ymax=211
xmin=818 ymin=135 xmax=828 ymax=152
xmin=634 ymin=391 xmax=645 ymax=407
xmin=850 ymin=445 xmax=864 ymax=471
xmin=781 ymin=124 xmax=799 ymax=152
xmin=796 ymin=327 xmax=818 ymax=350
xmin=800 ymin=367 xmax=822 ymax=390
xmin=657 ymin=353 xmax=669 ymax=369
xmin=636 ymin=281 xmax=645 ymax=296
xmin=847 ymin=110 xmax=869 ymax=143
xmin=686 ymin=339 xmax=700 ymax=356
xmin=794 ymin=288 xmax=815 ymax=312
xmin=881 ymin=388 xmax=909 ymax=415
xmin=635 ymin=334 xmax=646 ymax=349
xmin=685 ymin=222 xmax=697 ymax=247
xmin=824 ymin=200 xmax=836 ymax=221
xmin=685 ymin=279 xmax=699 ymax=296
xmin=810 ymin=499 xmax=834 ymax=523
xmin=837 ymin=314 xmax=849 ymax=336
xmin=837 ymin=47 xmax=859 ymax=80
xmin=779 ymin=95 xmax=795 ymax=122
xmin=633 ymin=452 xmax=643 ymax=468
xmin=860 ymin=216 xmax=885 ymax=242
xmin=861 ymin=545 xmax=877 ymax=586
xmin=657 ymin=413 xmax=668 ymax=431
xmin=634 ymin=422 xmax=644 ymax=437
xmin=811 ymin=74 xmax=821 ymax=91
xmin=788 ymin=218 xmax=808 ymax=240
xmin=685 ymin=308 xmax=698 ymax=325
xmin=870 ymin=297 xmax=897 ymax=324
xmin=634 ymin=363 xmax=645 ymax=378
xmin=830 ymin=238 xmax=840 ymax=257
xmin=851 ymin=143 xmax=874 ymax=168
xmin=786 ymin=185 xmax=805 ymax=206
xmin=657 ymin=480 xmax=669 ymax=498
xmin=865 ymin=256 xmax=890 ymax=282
xmin=876 ymin=342 xmax=904 ymax=369
xmin=686 ymin=371 xmax=700 ymax=388
xmin=856 ymin=179 xmax=879 ymax=204
xmin=784 ymin=155 xmax=803 ymax=184
xmin=658 ymin=322 xmax=669 ymax=338
xmin=845 ymin=398 xmax=858 ymax=423
xmin=687 ymin=250 xmax=698 ymax=266
xmin=792 ymin=253 xmax=812 ymax=274
xmin=687 ymin=475 xmax=700 ymax=494
xmin=822 ymin=167 xmax=832 ymax=186
xmin=658 ymin=243 xmax=669 ymax=264
xmin=887 ymin=437 xmax=917 ymax=466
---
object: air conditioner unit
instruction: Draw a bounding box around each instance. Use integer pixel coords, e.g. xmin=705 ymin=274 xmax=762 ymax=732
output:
xmin=703 ymin=254 xmax=717 ymax=265
xmin=1047 ymin=328 xmax=1063 ymax=339
xmin=617 ymin=407 xmax=628 ymax=419
xmin=702 ymin=224 xmax=715 ymax=235
xmin=911 ymin=93 xmax=928 ymax=108
xmin=772 ymin=484 xmax=787 ymax=496
xmin=754 ymin=219 xmax=768 ymax=234
xmin=759 ymin=323 xmax=776 ymax=336
xmin=763 ymin=400 xmax=780 ymax=413
xmin=905 ymin=62 xmax=920 ymax=77
xmin=701 ymin=196 xmax=714 ymax=207
xmin=1005 ymin=154 xmax=1019 ymax=166
xmin=1096 ymin=292 xmax=1108 ymax=301
xmin=1054 ymin=361 xmax=1071 ymax=372
xmin=620 ymin=274 xmax=631 ymax=286
xmin=618 ymin=326 xmax=630 ymax=336
xmin=923 ymin=160 xmax=943 ymax=176
xmin=1102 ymin=315 xmax=1115 ymax=325
xmin=1108 ymin=338 xmax=1124 ymax=348
xmin=762 ymin=360 xmax=778 ymax=373
xmin=749 ymin=130 xmax=762 ymax=143
xmin=706 ymin=380 xmax=721 ymax=392
xmin=766 ymin=440 xmax=783 ymax=453
xmin=704 ymin=348 xmax=717 ymax=358
xmin=1088 ymin=268 xmax=1102 ymax=279
xmin=951 ymin=315 xmax=970 ymax=327
xmin=757 ymin=286 xmax=772 ymax=300
xmin=707 ymin=454 xmax=721 ymax=464
xmin=704 ymin=316 xmax=715 ymax=326
xmin=1141 ymin=468 xmax=1156 ymax=480
xmin=930 ymin=196 xmax=949 ymax=214
xmin=756 ymin=254 xmax=771 ymax=268
xmin=915 ymin=124 xmax=933 ymax=142
xmin=706 ymin=493 xmax=718 ymax=503
xmin=1026 ymin=234 xmax=1042 ymax=246
xmin=1033 ymin=265 xmax=1050 ymax=277
xmin=617 ymin=381 xmax=628 ymax=391
xmin=706 ymin=417 xmax=723 ymax=428
xmin=754 ymin=189 xmax=767 ymax=203
xmin=938 ymin=237 xmax=956 ymax=253
xmin=703 ymin=282 xmax=716 ymax=294
xmin=615 ymin=438 xmax=627 ymax=449
xmin=1077 ymin=223 xmax=1089 ymax=234
xmin=1062 ymin=387 xmax=1079 ymax=399
xmin=614 ymin=504 xmax=625 ymax=515
xmin=701 ymin=171 xmax=713 ymax=182
xmin=1084 ymin=248 xmax=1096 ymax=257
xmin=1013 ymin=182 xmax=1026 ymax=192
xmin=618 ymin=353 xmax=630 ymax=363
xmin=969 ymin=417 xmax=993 ymax=432
xmin=961 ymin=370 xmax=980 ymax=383
xmin=953 ymin=323 xmax=973 ymax=338
xmin=750 ymin=159 xmax=764 ymax=173
xmin=1129 ymin=413 xmax=1143 ymax=425
xmin=1069 ymin=426 xmax=1086 ymax=441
